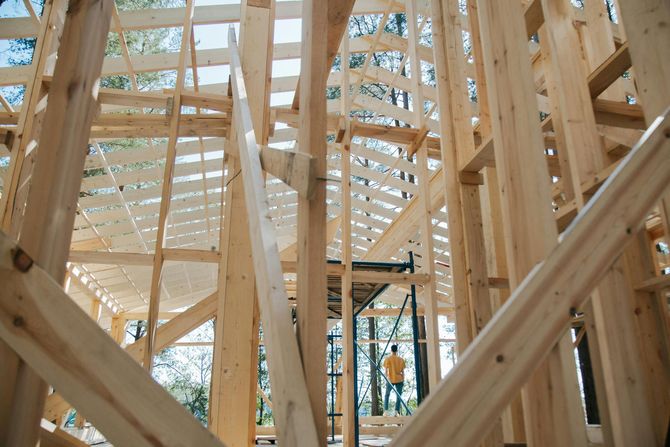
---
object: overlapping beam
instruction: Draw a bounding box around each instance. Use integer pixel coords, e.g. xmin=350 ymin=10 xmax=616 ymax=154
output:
xmin=228 ymin=26 xmax=320 ymax=446
xmin=390 ymin=106 xmax=670 ymax=447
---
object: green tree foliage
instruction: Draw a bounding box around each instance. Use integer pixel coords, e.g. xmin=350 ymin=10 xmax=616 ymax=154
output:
xmin=152 ymin=320 xmax=214 ymax=425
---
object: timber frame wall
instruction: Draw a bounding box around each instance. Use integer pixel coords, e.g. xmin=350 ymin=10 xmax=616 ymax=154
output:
xmin=0 ymin=0 xmax=668 ymax=446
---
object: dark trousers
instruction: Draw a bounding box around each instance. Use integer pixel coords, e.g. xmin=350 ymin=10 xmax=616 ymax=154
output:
xmin=384 ymin=381 xmax=404 ymax=413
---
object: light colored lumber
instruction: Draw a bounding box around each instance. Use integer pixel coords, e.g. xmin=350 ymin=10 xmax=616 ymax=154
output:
xmin=3 ymin=2 xmax=113 ymax=444
xmin=209 ymin=5 xmax=274 ymax=441
xmin=405 ymin=0 xmax=441 ymax=388
xmin=296 ymin=0 xmax=329 ymax=441
xmin=144 ymin=0 xmax=195 ymax=371
xmin=430 ymin=0 xmax=502 ymax=443
xmin=228 ymin=26 xmax=320 ymax=446
xmin=0 ymin=232 xmax=226 ymax=447
xmin=339 ymin=29 xmax=355 ymax=445
xmin=390 ymin=105 xmax=670 ymax=447
xmin=540 ymin=2 xmax=656 ymax=444
xmin=260 ymin=146 xmax=317 ymax=199
xmin=125 ymin=292 xmax=217 ymax=361
xmin=476 ymin=1 xmax=588 ymax=445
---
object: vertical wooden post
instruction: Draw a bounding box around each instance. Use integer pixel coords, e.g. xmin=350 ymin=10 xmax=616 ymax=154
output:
xmin=0 ymin=1 xmax=68 ymax=439
xmin=539 ymin=1 xmax=657 ymax=445
xmin=209 ymin=3 xmax=274 ymax=444
xmin=111 ymin=316 xmax=126 ymax=345
xmin=432 ymin=0 xmax=474 ymax=355
xmin=297 ymin=0 xmax=329 ymax=442
xmin=405 ymin=0 xmax=441 ymax=388
xmin=467 ymin=1 xmax=526 ymax=439
xmin=4 ymin=0 xmax=112 ymax=444
xmin=430 ymin=0 xmax=502 ymax=443
xmin=144 ymin=0 xmax=195 ymax=371
xmin=616 ymin=1 xmax=670 ymax=441
xmin=475 ymin=1 xmax=587 ymax=445
xmin=339 ymin=27 xmax=356 ymax=447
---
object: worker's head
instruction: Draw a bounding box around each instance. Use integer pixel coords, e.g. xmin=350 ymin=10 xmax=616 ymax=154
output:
xmin=391 ymin=344 xmax=398 ymax=353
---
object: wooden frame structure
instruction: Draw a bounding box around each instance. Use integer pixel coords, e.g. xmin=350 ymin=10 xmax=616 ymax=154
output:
xmin=0 ymin=0 xmax=668 ymax=445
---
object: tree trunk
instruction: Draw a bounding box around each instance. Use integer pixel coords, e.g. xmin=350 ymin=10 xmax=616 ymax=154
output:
xmin=368 ymin=304 xmax=380 ymax=415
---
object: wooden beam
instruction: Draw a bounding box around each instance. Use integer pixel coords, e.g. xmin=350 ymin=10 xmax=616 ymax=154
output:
xmin=0 ymin=233 xmax=226 ymax=447
xmin=143 ymin=0 xmax=195 ymax=371
xmin=228 ymin=26 xmax=320 ymax=446
xmin=260 ymin=146 xmax=317 ymax=199
xmin=587 ymin=43 xmax=631 ymax=100
xmin=475 ymin=1 xmax=587 ymax=445
xmin=405 ymin=0 xmax=441 ymax=389
xmin=290 ymin=0 xmax=356 ymax=109
xmin=540 ymin=2 xmax=656 ymax=444
xmin=125 ymin=293 xmax=217 ymax=361
xmin=296 ymin=0 xmax=329 ymax=441
xmin=161 ymin=248 xmax=220 ymax=263
xmin=0 ymin=0 xmax=67 ymax=234
xmin=209 ymin=5 xmax=273 ymax=441
xmin=39 ymin=420 xmax=88 ymax=447
xmin=2 ymin=2 xmax=112 ymax=444
xmin=431 ymin=1 xmax=503 ymax=443
xmin=616 ymin=1 xmax=670 ymax=441
xmin=339 ymin=29 xmax=355 ymax=446
xmin=390 ymin=104 xmax=670 ymax=447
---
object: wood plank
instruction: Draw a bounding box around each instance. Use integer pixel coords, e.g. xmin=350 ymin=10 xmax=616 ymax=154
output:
xmin=430 ymin=1 xmax=502 ymax=443
xmin=144 ymin=0 xmax=195 ymax=371
xmin=390 ymin=105 xmax=670 ymax=447
xmin=405 ymin=0 xmax=441 ymax=388
xmin=290 ymin=0 xmax=356 ymax=108
xmin=2 ymin=2 xmax=113 ymax=444
xmin=0 ymin=1 xmax=401 ymax=40
xmin=210 ymin=4 xmax=274 ymax=442
xmin=475 ymin=1 xmax=587 ymax=445
xmin=40 ymin=420 xmax=88 ymax=447
xmin=617 ymin=1 xmax=670 ymax=440
xmin=587 ymin=43 xmax=631 ymax=100
xmin=125 ymin=293 xmax=217 ymax=361
xmin=295 ymin=0 xmax=330 ymax=441
xmin=228 ymin=26 xmax=320 ymax=446
xmin=260 ymin=146 xmax=317 ymax=199
xmin=635 ymin=274 xmax=670 ymax=293
xmin=540 ymin=2 xmax=656 ymax=444
xmin=339 ymin=30 xmax=355 ymax=446
xmin=350 ymin=271 xmax=430 ymax=285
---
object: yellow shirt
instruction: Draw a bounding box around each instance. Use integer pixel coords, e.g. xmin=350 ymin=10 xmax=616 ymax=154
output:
xmin=383 ymin=354 xmax=406 ymax=384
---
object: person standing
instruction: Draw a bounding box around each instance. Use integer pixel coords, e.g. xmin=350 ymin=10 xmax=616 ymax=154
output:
xmin=383 ymin=344 xmax=406 ymax=416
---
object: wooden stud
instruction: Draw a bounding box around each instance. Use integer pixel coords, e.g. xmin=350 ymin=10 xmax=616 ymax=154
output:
xmin=405 ymin=0 xmax=441 ymax=388
xmin=296 ymin=0 xmax=329 ymax=441
xmin=144 ymin=0 xmax=195 ymax=371
xmin=228 ymin=27 xmax=320 ymax=447
xmin=390 ymin=106 xmax=670 ymax=447
xmin=339 ymin=27 xmax=355 ymax=446
xmin=475 ymin=1 xmax=587 ymax=445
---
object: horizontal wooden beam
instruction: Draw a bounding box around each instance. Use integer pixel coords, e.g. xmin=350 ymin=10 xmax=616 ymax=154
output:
xmin=635 ymin=274 xmax=670 ymax=293
xmin=68 ymin=249 xmax=221 ymax=265
xmin=0 ymin=0 xmax=404 ymax=40
xmin=350 ymin=270 xmax=430 ymax=285
xmin=260 ymin=146 xmax=317 ymax=199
